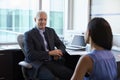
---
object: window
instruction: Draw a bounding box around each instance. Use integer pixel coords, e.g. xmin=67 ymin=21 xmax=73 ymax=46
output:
xmin=91 ymin=0 xmax=120 ymax=34
xmin=42 ymin=0 xmax=66 ymax=35
xmin=0 ymin=0 xmax=90 ymax=47
xmin=0 ymin=0 xmax=39 ymax=43
xmin=41 ymin=0 xmax=90 ymax=39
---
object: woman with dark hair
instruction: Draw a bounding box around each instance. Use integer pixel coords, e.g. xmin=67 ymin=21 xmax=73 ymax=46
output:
xmin=71 ymin=17 xmax=117 ymax=80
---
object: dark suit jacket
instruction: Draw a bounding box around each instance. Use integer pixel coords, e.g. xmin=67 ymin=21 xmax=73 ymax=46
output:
xmin=24 ymin=27 xmax=66 ymax=70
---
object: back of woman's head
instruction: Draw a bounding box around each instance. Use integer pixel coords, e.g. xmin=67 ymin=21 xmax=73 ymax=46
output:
xmin=88 ymin=17 xmax=113 ymax=50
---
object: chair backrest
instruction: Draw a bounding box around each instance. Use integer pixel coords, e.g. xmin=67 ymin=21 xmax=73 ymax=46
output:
xmin=17 ymin=34 xmax=31 ymax=79
xmin=17 ymin=34 xmax=26 ymax=54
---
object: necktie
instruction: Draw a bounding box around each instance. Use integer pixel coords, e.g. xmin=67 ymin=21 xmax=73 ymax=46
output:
xmin=41 ymin=31 xmax=49 ymax=51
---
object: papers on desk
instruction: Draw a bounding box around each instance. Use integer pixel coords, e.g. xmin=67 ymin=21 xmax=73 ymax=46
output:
xmin=0 ymin=45 xmax=20 ymax=50
xmin=66 ymin=49 xmax=88 ymax=55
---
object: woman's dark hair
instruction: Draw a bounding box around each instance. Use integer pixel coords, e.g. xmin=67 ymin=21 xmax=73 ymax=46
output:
xmin=88 ymin=17 xmax=113 ymax=50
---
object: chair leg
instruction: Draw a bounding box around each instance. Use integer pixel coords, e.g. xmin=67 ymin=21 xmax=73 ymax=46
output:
xmin=21 ymin=67 xmax=30 ymax=80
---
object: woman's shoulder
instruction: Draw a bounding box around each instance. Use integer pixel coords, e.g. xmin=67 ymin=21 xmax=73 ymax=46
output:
xmin=80 ymin=55 xmax=93 ymax=67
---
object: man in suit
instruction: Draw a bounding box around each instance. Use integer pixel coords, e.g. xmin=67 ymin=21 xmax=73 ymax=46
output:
xmin=24 ymin=10 xmax=73 ymax=80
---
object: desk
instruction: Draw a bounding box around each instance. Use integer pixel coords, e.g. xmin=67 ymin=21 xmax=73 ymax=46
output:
xmin=66 ymin=49 xmax=120 ymax=62
xmin=112 ymin=50 xmax=120 ymax=62
xmin=67 ymin=49 xmax=87 ymax=55
xmin=0 ymin=49 xmax=24 ymax=80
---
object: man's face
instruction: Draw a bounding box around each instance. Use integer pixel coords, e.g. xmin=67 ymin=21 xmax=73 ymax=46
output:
xmin=35 ymin=13 xmax=47 ymax=30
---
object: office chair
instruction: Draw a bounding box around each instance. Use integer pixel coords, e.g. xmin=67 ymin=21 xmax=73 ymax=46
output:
xmin=17 ymin=34 xmax=36 ymax=80
xmin=17 ymin=34 xmax=64 ymax=80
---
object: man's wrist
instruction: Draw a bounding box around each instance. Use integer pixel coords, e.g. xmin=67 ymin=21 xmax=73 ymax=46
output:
xmin=48 ymin=51 xmax=52 ymax=55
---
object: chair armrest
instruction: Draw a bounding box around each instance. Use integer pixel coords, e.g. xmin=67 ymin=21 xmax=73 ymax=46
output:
xmin=18 ymin=61 xmax=32 ymax=69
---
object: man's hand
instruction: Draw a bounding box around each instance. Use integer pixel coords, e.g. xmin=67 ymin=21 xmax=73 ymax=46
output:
xmin=49 ymin=49 xmax=63 ymax=60
xmin=49 ymin=49 xmax=63 ymax=56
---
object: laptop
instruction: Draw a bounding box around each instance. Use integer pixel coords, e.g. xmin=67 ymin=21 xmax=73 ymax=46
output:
xmin=66 ymin=34 xmax=86 ymax=50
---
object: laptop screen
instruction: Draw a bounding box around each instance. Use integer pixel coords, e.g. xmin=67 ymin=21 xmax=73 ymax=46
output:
xmin=71 ymin=35 xmax=86 ymax=47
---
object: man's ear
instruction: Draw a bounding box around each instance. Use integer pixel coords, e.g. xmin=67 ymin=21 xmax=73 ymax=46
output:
xmin=34 ymin=18 xmax=36 ymax=22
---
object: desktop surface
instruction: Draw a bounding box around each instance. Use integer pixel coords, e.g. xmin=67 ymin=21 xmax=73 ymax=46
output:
xmin=67 ymin=49 xmax=87 ymax=55
xmin=67 ymin=49 xmax=120 ymax=62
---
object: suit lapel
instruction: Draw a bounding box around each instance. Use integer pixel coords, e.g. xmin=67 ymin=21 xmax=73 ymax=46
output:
xmin=44 ymin=28 xmax=53 ymax=50
xmin=33 ymin=28 xmax=45 ymax=49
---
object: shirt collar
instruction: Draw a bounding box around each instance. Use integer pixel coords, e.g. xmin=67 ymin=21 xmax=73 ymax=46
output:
xmin=36 ymin=26 xmax=45 ymax=33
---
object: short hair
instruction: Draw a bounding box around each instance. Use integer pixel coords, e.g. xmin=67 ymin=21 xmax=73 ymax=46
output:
xmin=88 ymin=17 xmax=113 ymax=50
xmin=35 ymin=10 xmax=47 ymax=18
